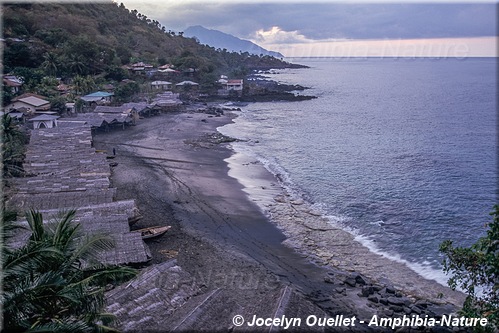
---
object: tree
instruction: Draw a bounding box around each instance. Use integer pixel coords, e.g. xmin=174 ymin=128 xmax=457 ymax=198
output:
xmin=1 ymin=114 xmax=29 ymax=177
xmin=440 ymin=205 xmax=499 ymax=332
xmin=114 ymin=81 xmax=140 ymax=103
xmin=72 ymin=75 xmax=96 ymax=96
xmin=1 ymin=209 xmax=137 ymax=332
xmin=50 ymin=96 xmax=67 ymax=115
xmin=41 ymin=52 xmax=60 ymax=77
xmin=65 ymin=54 xmax=87 ymax=75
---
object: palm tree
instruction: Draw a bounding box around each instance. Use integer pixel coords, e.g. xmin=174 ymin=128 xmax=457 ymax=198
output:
xmin=1 ymin=209 xmax=137 ymax=332
xmin=67 ymin=54 xmax=87 ymax=75
xmin=41 ymin=52 xmax=59 ymax=77
xmin=2 ymin=114 xmax=28 ymax=177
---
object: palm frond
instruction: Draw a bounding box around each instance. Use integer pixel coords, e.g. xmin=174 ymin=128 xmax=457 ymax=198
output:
xmin=26 ymin=209 xmax=46 ymax=242
xmin=69 ymin=233 xmax=115 ymax=266
xmin=27 ymin=318 xmax=93 ymax=333
xmin=3 ymin=242 xmax=63 ymax=282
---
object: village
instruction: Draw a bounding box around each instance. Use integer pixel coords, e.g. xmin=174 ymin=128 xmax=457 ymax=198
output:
xmin=2 ymin=61 xmax=245 ymax=268
xmin=3 ymin=61 xmax=244 ymax=132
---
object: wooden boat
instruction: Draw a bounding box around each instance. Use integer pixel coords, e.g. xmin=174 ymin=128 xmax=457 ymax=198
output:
xmin=134 ymin=225 xmax=171 ymax=240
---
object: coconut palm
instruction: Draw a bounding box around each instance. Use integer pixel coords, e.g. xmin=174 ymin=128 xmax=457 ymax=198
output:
xmin=41 ymin=52 xmax=59 ymax=77
xmin=2 ymin=114 xmax=28 ymax=177
xmin=1 ymin=209 xmax=137 ymax=332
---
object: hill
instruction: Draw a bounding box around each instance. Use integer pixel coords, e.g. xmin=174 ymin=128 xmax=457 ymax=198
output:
xmin=2 ymin=1 xmax=301 ymax=96
xmin=184 ymin=25 xmax=284 ymax=58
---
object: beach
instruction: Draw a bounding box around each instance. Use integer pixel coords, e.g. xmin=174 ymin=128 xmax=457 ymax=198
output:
xmin=94 ymin=108 xmax=466 ymax=331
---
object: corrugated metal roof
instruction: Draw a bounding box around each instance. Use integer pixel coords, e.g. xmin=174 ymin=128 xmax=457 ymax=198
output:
xmin=18 ymin=96 xmax=50 ymax=107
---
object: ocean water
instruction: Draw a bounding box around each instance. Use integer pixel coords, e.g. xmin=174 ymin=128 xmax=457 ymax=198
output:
xmin=219 ymin=57 xmax=497 ymax=283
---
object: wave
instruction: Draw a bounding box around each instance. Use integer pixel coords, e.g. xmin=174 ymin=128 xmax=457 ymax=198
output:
xmin=218 ymin=129 xmax=452 ymax=288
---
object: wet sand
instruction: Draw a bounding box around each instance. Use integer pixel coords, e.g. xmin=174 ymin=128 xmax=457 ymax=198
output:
xmin=93 ymin=109 xmax=465 ymax=329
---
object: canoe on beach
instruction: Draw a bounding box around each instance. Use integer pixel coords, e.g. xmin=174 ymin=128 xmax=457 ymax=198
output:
xmin=133 ymin=225 xmax=171 ymax=239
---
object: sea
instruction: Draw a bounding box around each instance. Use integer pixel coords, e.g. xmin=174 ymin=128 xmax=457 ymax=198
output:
xmin=219 ymin=57 xmax=497 ymax=285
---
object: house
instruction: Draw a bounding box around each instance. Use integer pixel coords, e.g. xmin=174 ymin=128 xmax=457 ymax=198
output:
xmin=158 ymin=64 xmax=174 ymax=70
xmin=102 ymin=84 xmax=115 ymax=92
xmin=6 ymin=93 xmax=50 ymax=115
xmin=151 ymin=91 xmax=182 ymax=111
xmin=6 ymin=112 xmax=25 ymax=123
xmin=130 ymin=62 xmax=154 ymax=72
xmin=65 ymin=102 xmax=76 ymax=115
xmin=175 ymin=80 xmax=199 ymax=87
xmin=122 ymin=102 xmax=155 ymax=117
xmin=3 ymin=75 xmax=23 ymax=94
xmin=225 ymin=79 xmax=243 ymax=91
xmin=56 ymin=83 xmax=70 ymax=95
xmin=94 ymin=105 xmax=138 ymax=125
xmin=81 ymin=91 xmax=114 ymax=106
xmin=158 ymin=68 xmax=180 ymax=74
xmin=28 ymin=114 xmax=59 ymax=129
xmin=218 ymin=78 xmax=244 ymax=96
xmin=150 ymin=81 xmax=172 ymax=91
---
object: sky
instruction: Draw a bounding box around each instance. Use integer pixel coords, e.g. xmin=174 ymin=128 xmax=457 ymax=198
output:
xmin=119 ymin=1 xmax=498 ymax=57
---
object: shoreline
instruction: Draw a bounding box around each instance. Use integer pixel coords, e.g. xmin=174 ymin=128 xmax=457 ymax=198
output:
xmin=222 ymin=141 xmax=465 ymax=305
xmin=94 ymin=108 xmax=466 ymax=330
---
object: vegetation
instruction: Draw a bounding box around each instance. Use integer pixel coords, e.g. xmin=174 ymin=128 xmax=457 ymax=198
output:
xmin=440 ymin=205 xmax=499 ymax=332
xmin=1 ymin=114 xmax=29 ymax=177
xmin=1 ymin=209 xmax=138 ymax=332
xmin=2 ymin=1 xmax=297 ymax=102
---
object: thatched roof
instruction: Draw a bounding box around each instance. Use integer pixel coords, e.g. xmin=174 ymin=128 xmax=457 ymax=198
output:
xmin=106 ymin=260 xmax=200 ymax=330
xmin=6 ymin=124 xmax=150 ymax=266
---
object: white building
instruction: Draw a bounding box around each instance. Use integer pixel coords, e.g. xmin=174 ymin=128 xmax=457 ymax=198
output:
xmin=29 ymin=115 xmax=59 ymax=129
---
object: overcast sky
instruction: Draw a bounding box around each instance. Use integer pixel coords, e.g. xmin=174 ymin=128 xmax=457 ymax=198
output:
xmin=119 ymin=1 xmax=498 ymax=57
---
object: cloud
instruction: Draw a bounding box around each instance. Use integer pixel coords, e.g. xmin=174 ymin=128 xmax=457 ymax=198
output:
xmin=120 ymin=1 xmax=497 ymax=42
xmin=253 ymin=26 xmax=312 ymax=44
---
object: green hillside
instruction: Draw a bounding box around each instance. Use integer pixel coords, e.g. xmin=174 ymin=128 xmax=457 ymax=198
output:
xmin=2 ymin=1 xmax=298 ymax=102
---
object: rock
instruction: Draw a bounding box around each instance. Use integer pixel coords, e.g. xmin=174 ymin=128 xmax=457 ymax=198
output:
xmin=290 ymin=199 xmax=304 ymax=205
xmin=403 ymin=306 xmax=412 ymax=315
xmin=367 ymin=295 xmax=379 ymax=303
xmin=409 ymin=305 xmax=422 ymax=315
xmin=360 ymin=286 xmax=374 ymax=297
xmin=335 ymin=287 xmax=345 ymax=294
xmin=324 ymin=276 xmax=335 ymax=284
xmin=355 ymin=274 xmax=369 ymax=285
xmin=386 ymin=286 xmax=396 ymax=294
xmin=274 ymin=195 xmax=287 ymax=203
xmin=372 ymin=284 xmax=384 ymax=292
xmin=383 ymin=309 xmax=394 ymax=317
xmin=344 ymin=277 xmax=357 ymax=287
xmin=389 ymin=305 xmax=404 ymax=313
xmin=379 ymin=298 xmax=389 ymax=305
xmin=415 ymin=300 xmax=429 ymax=308
xmin=387 ymin=296 xmax=406 ymax=306
xmin=427 ymin=304 xmax=457 ymax=318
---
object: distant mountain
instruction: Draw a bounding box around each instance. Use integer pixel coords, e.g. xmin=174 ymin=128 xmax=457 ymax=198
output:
xmin=184 ymin=25 xmax=284 ymax=58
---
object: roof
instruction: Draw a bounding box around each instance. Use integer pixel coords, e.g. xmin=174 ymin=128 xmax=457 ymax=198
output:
xmin=18 ymin=96 xmax=50 ymax=107
xmin=4 ymin=78 xmax=22 ymax=87
xmin=83 ymin=91 xmax=114 ymax=98
xmin=158 ymin=68 xmax=179 ymax=73
xmin=28 ymin=114 xmax=60 ymax=122
xmin=7 ymin=112 xmax=24 ymax=119
xmin=227 ymin=79 xmax=243 ymax=84
xmin=12 ymin=93 xmax=48 ymax=102
xmin=122 ymin=102 xmax=150 ymax=112
xmin=176 ymin=80 xmax=199 ymax=86
xmin=81 ymin=96 xmax=105 ymax=102
xmin=151 ymin=81 xmax=172 ymax=85
xmin=94 ymin=106 xmax=129 ymax=114
xmin=4 ymin=125 xmax=151 ymax=266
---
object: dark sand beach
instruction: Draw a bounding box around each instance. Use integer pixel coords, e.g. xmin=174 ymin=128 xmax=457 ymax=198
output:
xmin=94 ymin=109 xmax=466 ymax=331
